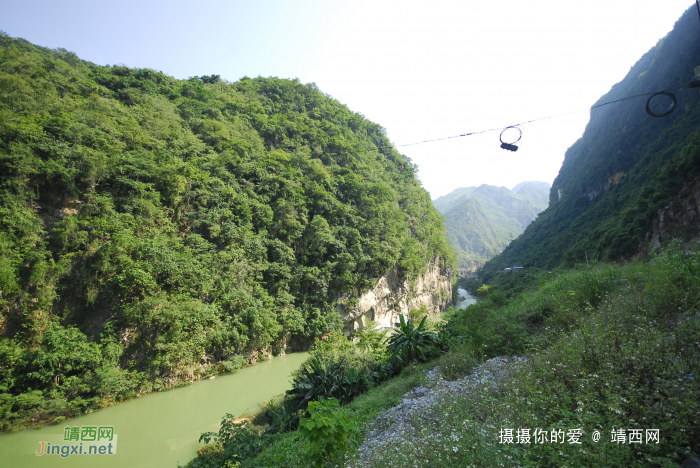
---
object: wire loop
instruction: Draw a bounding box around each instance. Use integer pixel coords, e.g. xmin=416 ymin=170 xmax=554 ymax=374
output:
xmin=645 ymin=91 xmax=677 ymax=118
xmin=500 ymin=126 xmax=523 ymax=145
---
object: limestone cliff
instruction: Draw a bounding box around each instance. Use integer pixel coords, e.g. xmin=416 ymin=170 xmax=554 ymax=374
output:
xmin=642 ymin=174 xmax=700 ymax=253
xmin=338 ymin=257 xmax=453 ymax=335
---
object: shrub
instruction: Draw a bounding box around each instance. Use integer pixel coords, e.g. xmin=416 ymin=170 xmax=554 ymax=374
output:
xmin=298 ymin=397 xmax=353 ymax=466
xmin=222 ymin=355 xmax=246 ymax=373
xmin=285 ymin=358 xmax=376 ymax=415
xmin=354 ymin=320 xmax=388 ymax=357
xmin=476 ymin=284 xmax=491 ymax=298
xmin=191 ymin=415 xmax=263 ymax=467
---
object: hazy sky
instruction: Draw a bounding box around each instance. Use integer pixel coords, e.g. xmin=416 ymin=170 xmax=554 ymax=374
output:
xmin=1 ymin=0 xmax=694 ymax=198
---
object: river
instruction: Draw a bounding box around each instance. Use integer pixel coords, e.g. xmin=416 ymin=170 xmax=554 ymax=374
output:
xmin=0 ymin=352 xmax=309 ymax=468
xmin=454 ymin=287 xmax=477 ymax=309
xmin=428 ymin=288 xmax=477 ymax=325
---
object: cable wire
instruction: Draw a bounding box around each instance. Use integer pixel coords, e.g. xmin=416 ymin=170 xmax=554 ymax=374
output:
xmin=396 ymin=85 xmax=687 ymax=147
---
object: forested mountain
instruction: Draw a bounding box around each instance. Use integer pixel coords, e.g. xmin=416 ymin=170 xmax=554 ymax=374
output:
xmin=483 ymin=5 xmax=700 ymax=275
xmin=510 ymin=180 xmax=550 ymax=195
xmin=0 ymin=34 xmax=453 ymax=430
xmin=511 ymin=181 xmax=550 ymax=208
xmin=434 ymin=182 xmax=549 ymax=269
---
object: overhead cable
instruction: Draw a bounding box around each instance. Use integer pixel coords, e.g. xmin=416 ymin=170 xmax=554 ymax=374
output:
xmin=396 ymin=85 xmax=687 ymax=148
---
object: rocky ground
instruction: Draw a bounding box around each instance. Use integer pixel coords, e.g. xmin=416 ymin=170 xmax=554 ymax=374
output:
xmin=351 ymin=355 xmax=527 ymax=467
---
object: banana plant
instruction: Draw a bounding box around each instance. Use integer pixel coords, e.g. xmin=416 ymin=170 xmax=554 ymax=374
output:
xmin=385 ymin=314 xmax=438 ymax=366
xmin=285 ymin=357 xmax=344 ymax=413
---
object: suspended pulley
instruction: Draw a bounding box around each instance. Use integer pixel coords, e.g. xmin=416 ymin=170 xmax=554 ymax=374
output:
xmin=500 ymin=126 xmax=522 ymax=152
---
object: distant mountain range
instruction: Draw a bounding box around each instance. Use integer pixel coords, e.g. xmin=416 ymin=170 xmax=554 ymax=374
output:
xmin=433 ymin=182 xmax=550 ymax=270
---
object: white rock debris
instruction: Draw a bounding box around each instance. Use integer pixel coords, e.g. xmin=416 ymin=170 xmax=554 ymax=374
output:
xmin=353 ymin=355 xmax=527 ymax=465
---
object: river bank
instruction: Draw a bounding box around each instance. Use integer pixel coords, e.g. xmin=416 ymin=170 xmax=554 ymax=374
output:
xmin=0 ymin=352 xmax=308 ymax=468
xmin=242 ymin=246 xmax=700 ymax=467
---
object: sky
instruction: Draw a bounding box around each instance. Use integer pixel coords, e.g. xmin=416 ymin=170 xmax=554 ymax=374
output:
xmin=1 ymin=0 xmax=695 ymax=199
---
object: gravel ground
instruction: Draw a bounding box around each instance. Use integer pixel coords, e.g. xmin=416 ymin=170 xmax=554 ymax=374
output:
xmin=353 ymin=355 xmax=527 ymax=466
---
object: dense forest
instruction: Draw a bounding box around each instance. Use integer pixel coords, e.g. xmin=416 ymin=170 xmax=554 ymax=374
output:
xmin=433 ymin=182 xmax=549 ymax=269
xmin=0 ymin=33 xmax=454 ymax=431
xmin=483 ymin=6 xmax=700 ymax=275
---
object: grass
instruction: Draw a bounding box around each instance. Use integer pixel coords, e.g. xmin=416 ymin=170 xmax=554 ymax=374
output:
xmin=205 ymin=242 xmax=699 ymax=467
xmin=244 ymin=348 xmax=480 ymax=468
xmin=342 ymin=243 xmax=700 ymax=468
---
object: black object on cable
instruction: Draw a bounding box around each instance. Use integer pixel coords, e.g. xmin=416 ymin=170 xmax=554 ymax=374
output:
xmin=645 ymin=91 xmax=677 ymax=118
xmin=397 ymin=85 xmax=687 ymax=147
xmin=500 ymin=126 xmax=522 ymax=151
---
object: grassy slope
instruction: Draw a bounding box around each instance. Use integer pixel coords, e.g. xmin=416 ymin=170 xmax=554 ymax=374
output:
xmin=244 ymin=244 xmax=700 ymax=467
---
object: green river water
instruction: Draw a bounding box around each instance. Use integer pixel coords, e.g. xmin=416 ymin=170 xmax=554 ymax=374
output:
xmin=455 ymin=288 xmax=477 ymax=309
xmin=0 ymin=352 xmax=309 ymax=468
xmin=428 ymin=288 xmax=477 ymax=324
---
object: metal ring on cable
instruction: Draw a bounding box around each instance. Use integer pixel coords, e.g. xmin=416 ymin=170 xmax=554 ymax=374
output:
xmin=500 ymin=126 xmax=522 ymax=152
xmin=646 ymin=91 xmax=677 ymax=118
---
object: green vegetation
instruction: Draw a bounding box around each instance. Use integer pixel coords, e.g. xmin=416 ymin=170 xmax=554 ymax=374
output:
xmin=189 ymin=341 xmax=468 ymax=467
xmin=0 ymin=34 xmax=453 ymax=432
xmin=361 ymin=244 xmax=700 ymax=467
xmin=484 ymin=5 xmax=700 ymax=274
xmin=385 ymin=315 xmax=438 ymax=366
xmin=434 ymin=183 xmax=549 ymax=270
xmin=212 ymin=243 xmax=698 ymax=467
xmin=191 ymin=417 xmax=264 ymax=468
xmin=184 ymin=305 xmax=448 ymax=467
xmin=284 ymin=355 xmax=375 ymax=417
xmin=298 ymin=397 xmax=353 ymax=466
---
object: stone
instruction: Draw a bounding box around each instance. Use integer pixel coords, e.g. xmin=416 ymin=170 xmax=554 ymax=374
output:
xmin=641 ymin=174 xmax=700 ymax=255
xmin=337 ymin=256 xmax=453 ymax=335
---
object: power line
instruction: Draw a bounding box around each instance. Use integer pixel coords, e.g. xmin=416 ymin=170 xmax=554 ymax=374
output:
xmin=396 ymin=86 xmax=687 ymax=148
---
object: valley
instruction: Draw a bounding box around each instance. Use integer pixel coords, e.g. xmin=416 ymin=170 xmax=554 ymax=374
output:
xmin=1 ymin=4 xmax=700 ymax=468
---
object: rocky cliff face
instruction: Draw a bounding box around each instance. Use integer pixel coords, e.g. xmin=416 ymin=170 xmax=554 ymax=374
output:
xmin=642 ymin=174 xmax=700 ymax=253
xmin=338 ymin=257 xmax=453 ymax=335
xmin=581 ymin=171 xmax=626 ymax=201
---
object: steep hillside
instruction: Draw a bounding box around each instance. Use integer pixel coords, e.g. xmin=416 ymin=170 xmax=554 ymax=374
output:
xmin=0 ymin=34 xmax=454 ymax=430
xmin=483 ymin=5 xmax=700 ymax=274
xmin=434 ymin=182 xmax=549 ymax=269
xmin=442 ymin=197 xmax=511 ymax=269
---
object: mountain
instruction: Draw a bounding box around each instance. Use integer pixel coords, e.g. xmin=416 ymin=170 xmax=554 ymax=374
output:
xmin=511 ymin=180 xmax=551 ymax=196
xmin=482 ymin=5 xmax=700 ymax=275
xmin=434 ymin=182 xmax=550 ymax=269
xmin=0 ymin=34 xmax=454 ymax=430
xmin=512 ymin=181 xmax=551 ymax=209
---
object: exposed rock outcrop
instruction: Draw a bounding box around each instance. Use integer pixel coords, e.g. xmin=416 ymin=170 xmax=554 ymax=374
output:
xmin=352 ymin=356 xmax=527 ymax=467
xmin=642 ymin=174 xmax=700 ymax=253
xmin=582 ymin=171 xmax=626 ymax=201
xmin=337 ymin=257 xmax=453 ymax=335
